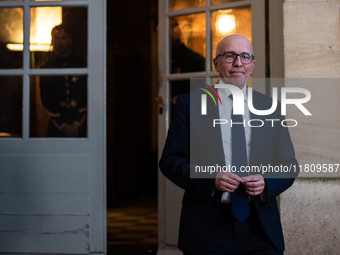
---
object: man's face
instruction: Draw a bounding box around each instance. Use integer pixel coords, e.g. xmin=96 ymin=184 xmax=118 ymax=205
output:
xmin=51 ymin=29 xmax=72 ymax=58
xmin=213 ymin=35 xmax=255 ymax=89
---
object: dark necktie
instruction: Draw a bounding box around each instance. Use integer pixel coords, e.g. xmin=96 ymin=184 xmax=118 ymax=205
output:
xmin=231 ymin=113 xmax=250 ymax=223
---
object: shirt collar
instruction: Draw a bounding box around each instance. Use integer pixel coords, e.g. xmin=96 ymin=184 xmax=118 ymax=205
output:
xmin=217 ymin=80 xmax=248 ymax=103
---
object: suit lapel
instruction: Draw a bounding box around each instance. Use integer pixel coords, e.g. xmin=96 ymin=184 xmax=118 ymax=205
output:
xmin=250 ymin=111 xmax=260 ymax=166
xmin=249 ymin=92 xmax=269 ymax=166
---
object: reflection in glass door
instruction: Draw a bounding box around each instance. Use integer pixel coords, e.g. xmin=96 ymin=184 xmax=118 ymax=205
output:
xmin=0 ymin=76 xmax=22 ymax=137
xmin=29 ymin=7 xmax=88 ymax=138
xmin=0 ymin=7 xmax=23 ymax=137
xmin=30 ymin=74 xmax=87 ymax=137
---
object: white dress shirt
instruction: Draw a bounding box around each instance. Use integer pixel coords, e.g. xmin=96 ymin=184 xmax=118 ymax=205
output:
xmin=218 ymin=82 xmax=251 ymax=203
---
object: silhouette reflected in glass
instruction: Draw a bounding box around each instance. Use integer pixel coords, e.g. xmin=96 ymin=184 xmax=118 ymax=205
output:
xmin=39 ymin=24 xmax=87 ymax=137
xmin=170 ymin=18 xmax=205 ymax=105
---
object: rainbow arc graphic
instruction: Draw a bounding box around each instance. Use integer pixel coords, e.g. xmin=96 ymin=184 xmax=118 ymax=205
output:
xmin=199 ymin=83 xmax=222 ymax=106
xmin=199 ymin=83 xmax=222 ymax=115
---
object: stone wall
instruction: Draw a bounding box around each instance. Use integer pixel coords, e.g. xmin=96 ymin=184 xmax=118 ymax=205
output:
xmin=282 ymin=0 xmax=340 ymax=254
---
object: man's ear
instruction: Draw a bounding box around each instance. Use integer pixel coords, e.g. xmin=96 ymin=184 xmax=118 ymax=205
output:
xmin=250 ymin=59 xmax=256 ymax=72
xmin=213 ymin=58 xmax=218 ymax=71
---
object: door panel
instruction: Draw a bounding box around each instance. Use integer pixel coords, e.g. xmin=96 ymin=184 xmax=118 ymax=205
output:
xmin=0 ymin=215 xmax=89 ymax=253
xmin=0 ymin=0 xmax=106 ymax=254
xmin=0 ymin=155 xmax=90 ymax=254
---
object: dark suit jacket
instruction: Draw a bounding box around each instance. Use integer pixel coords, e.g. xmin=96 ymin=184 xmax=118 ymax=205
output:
xmin=159 ymin=88 xmax=299 ymax=254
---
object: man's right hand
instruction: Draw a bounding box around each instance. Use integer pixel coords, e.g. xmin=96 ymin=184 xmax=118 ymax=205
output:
xmin=215 ymin=172 xmax=243 ymax=193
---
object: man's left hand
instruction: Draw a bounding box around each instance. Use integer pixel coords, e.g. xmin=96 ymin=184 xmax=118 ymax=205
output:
xmin=242 ymin=174 xmax=265 ymax=196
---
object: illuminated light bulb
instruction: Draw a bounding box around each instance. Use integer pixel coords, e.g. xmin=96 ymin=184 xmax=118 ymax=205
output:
xmin=217 ymin=14 xmax=236 ymax=34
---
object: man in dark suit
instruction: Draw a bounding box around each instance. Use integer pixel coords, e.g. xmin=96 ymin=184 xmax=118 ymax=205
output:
xmin=40 ymin=24 xmax=87 ymax=137
xmin=159 ymin=34 xmax=299 ymax=255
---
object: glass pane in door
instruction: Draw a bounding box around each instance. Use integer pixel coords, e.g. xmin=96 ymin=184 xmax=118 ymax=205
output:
xmin=30 ymin=75 xmax=87 ymax=138
xmin=170 ymin=13 xmax=206 ymax=74
xmin=170 ymin=0 xmax=206 ymax=11
xmin=211 ymin=7 xmax=251 ymax=69
xmin=0 ymin=8 xmax=23 ymax=68
xmin=0 ymin=76 xmax=22 ymax=137
xmin=31 ymin=0 xmax=86 ymax=1
xmin=211 ymin=0 xmax=245 ymax=5
xmin=30 ymin=7 xmax=88 ymax=69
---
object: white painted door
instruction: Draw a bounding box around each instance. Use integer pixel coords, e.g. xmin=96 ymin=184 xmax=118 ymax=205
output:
xmin=0 ymin=0 xmax=106 ymax=254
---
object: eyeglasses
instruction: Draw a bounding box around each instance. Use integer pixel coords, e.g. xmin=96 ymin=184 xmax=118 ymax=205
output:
xmin=215 ymin=51 xmax=255 ymax=64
